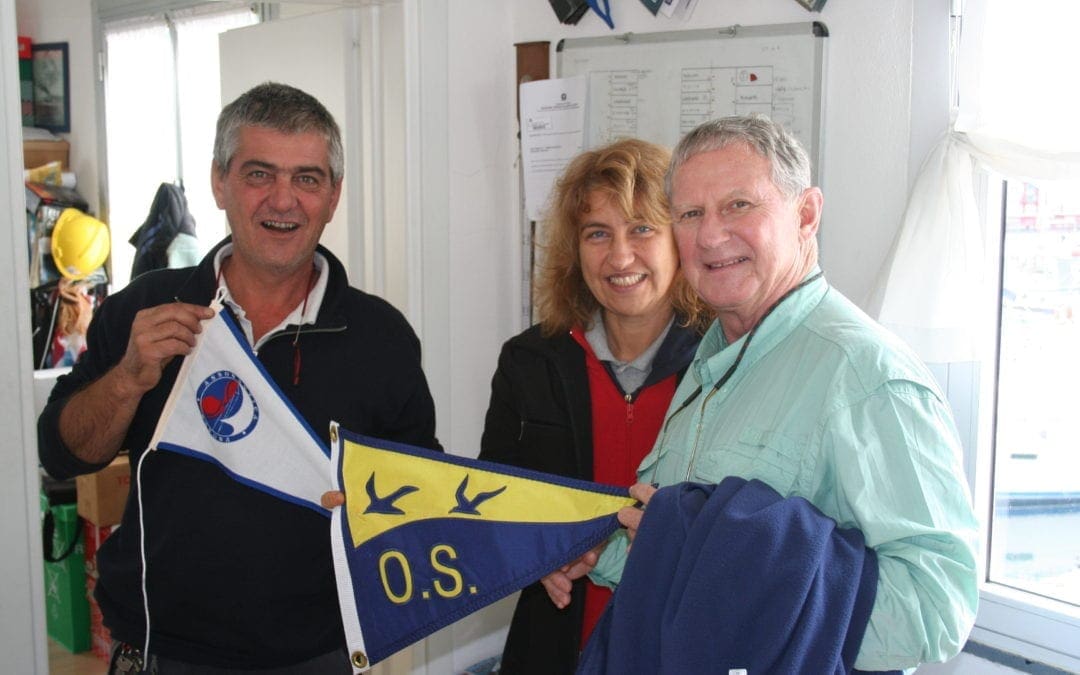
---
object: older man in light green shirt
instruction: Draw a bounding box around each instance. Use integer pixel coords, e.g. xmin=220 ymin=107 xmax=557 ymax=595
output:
xmin=590 ymin=267 xmax=978 ymax=670
xmin=544 ymin=116 xmax=979 ymax=672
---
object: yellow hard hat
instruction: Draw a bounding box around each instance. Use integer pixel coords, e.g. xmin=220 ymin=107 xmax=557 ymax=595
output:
xmin=51 ymin=208 xmax=111 ymax=280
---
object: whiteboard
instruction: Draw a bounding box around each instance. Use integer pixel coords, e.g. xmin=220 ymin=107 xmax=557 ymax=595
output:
xmin=557 ymin=22 xmax=827 ymax=180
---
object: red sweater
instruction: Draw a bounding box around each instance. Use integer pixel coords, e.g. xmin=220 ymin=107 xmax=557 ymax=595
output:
xmin=570 ymin=329 xmax=677 ymax=645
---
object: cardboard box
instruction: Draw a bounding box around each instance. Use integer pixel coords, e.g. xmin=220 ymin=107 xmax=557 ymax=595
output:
xmin=23 ymin=139 xmax=70 ymax=169
xmin=76 ymin=455 xmax=130 ymax=527
xmin=40 ymin=495 xmax=91 ymax=653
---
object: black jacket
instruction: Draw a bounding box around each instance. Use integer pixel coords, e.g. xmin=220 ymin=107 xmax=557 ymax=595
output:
xmin=38 ymin=239 xmax=439 ymax=667
xmin=128 ymin=182 xmax=197 ymax=279
xmin=478 ymin=322 xmax=700 ymax=674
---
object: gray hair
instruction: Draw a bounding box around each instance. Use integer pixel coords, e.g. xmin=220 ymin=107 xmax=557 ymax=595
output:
xmin=665 ymin=115 xmax=812 ymax=201
xmin=213 ymin=82 xmax=344 ymax=184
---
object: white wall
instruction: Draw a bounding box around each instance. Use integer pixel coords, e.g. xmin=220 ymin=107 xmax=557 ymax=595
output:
xmin=218 ymin=8 xmax=359 ymax=280
xmin=2 ymin=0 xmax=49 ymax=670
xmin=440 ymin=2 xmax=520 ymax=455
xmin=404 ymin=1 xmax=521 ymax=669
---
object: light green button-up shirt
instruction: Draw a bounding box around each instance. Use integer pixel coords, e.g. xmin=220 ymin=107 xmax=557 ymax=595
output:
xmin=590 ymin=270 xmax=979 ymax=671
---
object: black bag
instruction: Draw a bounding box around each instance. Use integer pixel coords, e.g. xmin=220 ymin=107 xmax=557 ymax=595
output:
xmin=41 ymin=475 xmax=80 ymax=563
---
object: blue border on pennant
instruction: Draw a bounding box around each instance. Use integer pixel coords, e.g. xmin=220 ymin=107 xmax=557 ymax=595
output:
xmin=215 ymin=309 xmax=331 ymax=459
xmin=158 ymin=441 xmax=329 ymax=517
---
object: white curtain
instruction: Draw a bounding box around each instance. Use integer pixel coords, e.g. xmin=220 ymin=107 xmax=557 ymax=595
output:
xmin=173 ymin=5 xmax=261 ymax=253
xmin=868 ymin=0 xmax=1080 ymax=362
xmin=104 ymin=17 xmax=177 ymax=290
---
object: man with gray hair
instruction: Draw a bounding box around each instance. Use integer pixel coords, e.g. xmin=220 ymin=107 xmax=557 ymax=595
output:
xmin=38 ymin=82 xmax=439 ymax=673
xmin=549 ymin=115 xmax=978 ymax=671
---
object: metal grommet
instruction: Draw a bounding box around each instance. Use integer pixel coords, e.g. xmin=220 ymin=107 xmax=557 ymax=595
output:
xmin=330 ymin=424 xmax=339 ymax=444
xmin=351 ymin=651 xmax=369 ymax=668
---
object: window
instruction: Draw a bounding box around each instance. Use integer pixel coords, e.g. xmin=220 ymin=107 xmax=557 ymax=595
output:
xmin=880 ymin=1 xmax=1080 ymax=668
xmin=964 ymin=175 xmax=1080 ymax=671
xmin=991 ymin=179 xmax=1080 ymax=607
xmin=101 ymin=3 xmax=258 ymax=290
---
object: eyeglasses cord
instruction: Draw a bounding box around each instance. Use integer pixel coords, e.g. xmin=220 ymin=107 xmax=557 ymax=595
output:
xmin=650 ymin=271 xmax=825 ymax=481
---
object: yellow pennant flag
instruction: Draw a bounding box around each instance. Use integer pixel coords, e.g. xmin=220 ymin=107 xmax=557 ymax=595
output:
xmin=329 ymin=423 xmax=633 ymax=672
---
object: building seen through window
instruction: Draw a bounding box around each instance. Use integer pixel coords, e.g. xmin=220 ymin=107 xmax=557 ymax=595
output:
xmin=991 ymin=178 xmax=1080 ymax=607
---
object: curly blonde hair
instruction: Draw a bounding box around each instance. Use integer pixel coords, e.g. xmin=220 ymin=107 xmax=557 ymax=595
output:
xmin=533 ymin=138 xmax=711 ymax=336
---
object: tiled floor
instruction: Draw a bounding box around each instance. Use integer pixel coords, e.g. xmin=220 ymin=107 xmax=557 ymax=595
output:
xmin=48 ymin=638 xmax=107 ymax=675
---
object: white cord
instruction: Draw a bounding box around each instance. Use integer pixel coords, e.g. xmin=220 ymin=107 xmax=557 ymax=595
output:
xmin=136 ymin=447 xmax=153 ymax=667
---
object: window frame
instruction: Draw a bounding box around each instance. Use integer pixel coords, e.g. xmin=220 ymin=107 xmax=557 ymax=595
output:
xmin=971 ymin=586 xmax=1080 ymax=671
xmin=965 ymin=170 xmax=1080 ymax=672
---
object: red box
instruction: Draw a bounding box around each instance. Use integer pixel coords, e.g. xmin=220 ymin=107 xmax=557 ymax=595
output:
xmin=82 ymin=520 xmax=114 ymax=578
xmin=85 ymin=574 xmax=112 ymax=662
xmin=18 ymin=36 xmax=31 ymax=60
xmin=83 ymin=521 xmax=116 ymax=663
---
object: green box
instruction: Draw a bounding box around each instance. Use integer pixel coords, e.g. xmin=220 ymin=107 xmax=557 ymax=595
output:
xmin=40 ymin=493 xmax=90 ymax=653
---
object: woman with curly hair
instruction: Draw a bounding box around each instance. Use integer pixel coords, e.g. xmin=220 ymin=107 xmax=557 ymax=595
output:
xmin=479 ymin=138 xmax=710 ymax=674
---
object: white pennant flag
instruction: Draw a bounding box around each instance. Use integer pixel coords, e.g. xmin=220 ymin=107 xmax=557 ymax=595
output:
xmin=148 ymin=299 xmax=331 ymax=515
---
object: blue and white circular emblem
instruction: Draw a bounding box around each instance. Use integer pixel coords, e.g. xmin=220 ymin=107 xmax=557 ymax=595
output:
xmin=195 ymin=370 xmax=260 ymax=442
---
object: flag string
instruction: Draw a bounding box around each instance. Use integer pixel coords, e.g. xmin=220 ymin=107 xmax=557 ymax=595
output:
xmin=137 ymin=446 xmax=154 ymax=664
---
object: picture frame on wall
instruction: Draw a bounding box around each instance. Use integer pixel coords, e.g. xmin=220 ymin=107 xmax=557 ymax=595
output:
xmin=32 ymin=42 xmax=70 ymax=134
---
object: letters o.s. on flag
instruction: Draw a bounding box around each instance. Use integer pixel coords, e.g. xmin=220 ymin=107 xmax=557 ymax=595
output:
xmin=329 ymin=423 xmax=634 ymax=672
